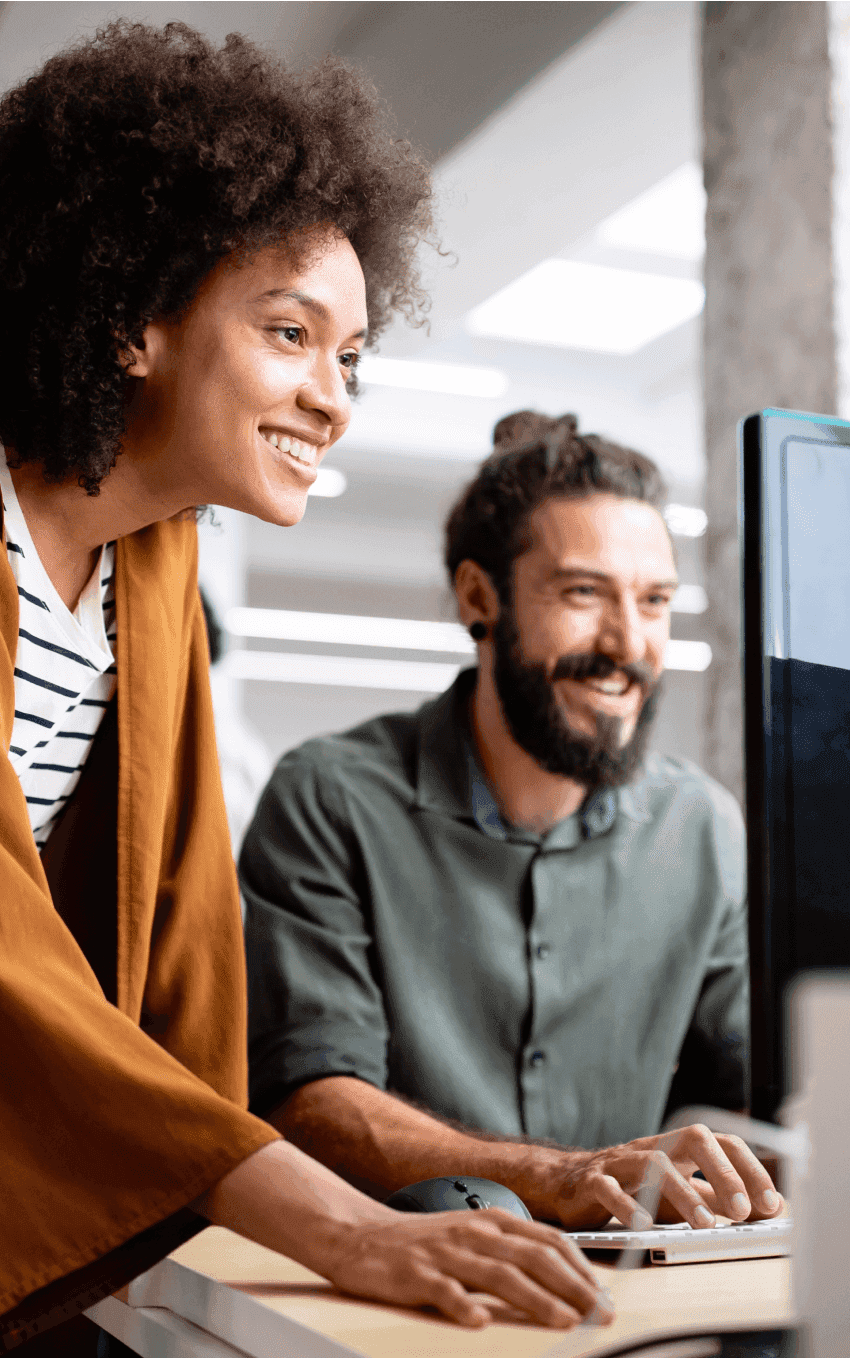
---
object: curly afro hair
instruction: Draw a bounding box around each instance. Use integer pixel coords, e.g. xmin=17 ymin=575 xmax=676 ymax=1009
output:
xmin=0 ymin=21 xmax=434 ymax=491
xmin=445 ymin=410 xmax=668 ymax=602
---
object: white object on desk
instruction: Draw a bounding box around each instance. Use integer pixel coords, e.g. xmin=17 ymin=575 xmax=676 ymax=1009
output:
xmin=90 ymin=1254 xmax=360 ymax=1358
xmin=786 ymin=973 xmax=850 ymax=1358
xmin=564 ymin=1219 xmax=792 ymax=1265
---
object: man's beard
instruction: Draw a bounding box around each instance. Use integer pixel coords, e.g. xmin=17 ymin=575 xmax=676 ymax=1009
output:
xmin=491 ymin=606 xmax=661 ymax=790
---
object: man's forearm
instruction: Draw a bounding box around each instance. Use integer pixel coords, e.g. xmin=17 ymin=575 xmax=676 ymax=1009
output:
xmin=269 ymin=1076 xmax=583 ymax=1218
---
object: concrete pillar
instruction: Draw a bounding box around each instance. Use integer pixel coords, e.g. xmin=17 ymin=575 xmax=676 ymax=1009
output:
xmin=701 ymin=1 xmax=836 ymax=803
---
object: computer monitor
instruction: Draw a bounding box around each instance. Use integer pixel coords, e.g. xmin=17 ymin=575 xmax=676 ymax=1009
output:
xmin=742 ymin=407 xmax=850 ymax=1121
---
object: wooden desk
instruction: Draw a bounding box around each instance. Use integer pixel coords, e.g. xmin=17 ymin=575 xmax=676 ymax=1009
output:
xmin=87 ymin=1226 xmax=794 ymax=1357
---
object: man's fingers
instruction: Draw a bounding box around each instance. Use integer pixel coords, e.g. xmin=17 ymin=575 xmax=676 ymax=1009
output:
xmin=667 ymin=1127 xmax=769 ymax=1221
xmin=658 ymin=1125 xmax=782 ymax=1221
xmin=623 ymin=1149 xmax=717 ymax=1230
xmin=575 ymin=1171 xmax=652 ymax=1231
xmin=715 ymin=1135 xmax=782 ymax=1218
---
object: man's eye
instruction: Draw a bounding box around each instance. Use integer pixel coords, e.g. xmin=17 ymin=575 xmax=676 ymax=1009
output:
xmin=275 ymin=326 xmax=303 ymax=344
xmin=568 ymin=585 xmax=597 ymax=598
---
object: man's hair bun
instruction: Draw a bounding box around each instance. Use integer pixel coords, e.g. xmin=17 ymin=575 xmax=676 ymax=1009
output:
xmin=445 ymin=408 xmax=668 ymax=599
xmin=492 ymin=411 xmax=579 ymax=452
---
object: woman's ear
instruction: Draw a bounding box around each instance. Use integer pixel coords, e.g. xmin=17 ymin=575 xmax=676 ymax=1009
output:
xmin=120 ymin=322 xmax=166 ymax=377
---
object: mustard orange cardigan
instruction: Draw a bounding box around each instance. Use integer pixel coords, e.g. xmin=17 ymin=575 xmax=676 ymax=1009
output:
xmin=0 ymin=513 xmax=277 ymax=1319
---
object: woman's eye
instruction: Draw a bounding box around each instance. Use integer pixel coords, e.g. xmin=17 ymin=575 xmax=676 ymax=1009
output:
xmin=339 ymin=351 xmax=360 ymax=371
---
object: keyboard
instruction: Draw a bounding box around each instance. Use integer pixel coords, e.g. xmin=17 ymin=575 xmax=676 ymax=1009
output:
xmin=564 ymin=1218 xmax=792 ymax=1265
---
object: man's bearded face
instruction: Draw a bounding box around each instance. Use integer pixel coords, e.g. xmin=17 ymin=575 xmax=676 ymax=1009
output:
xmin=491 ymin=601 xmax=661 ymax=789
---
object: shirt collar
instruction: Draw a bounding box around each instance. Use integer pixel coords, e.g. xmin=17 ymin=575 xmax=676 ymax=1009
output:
xmin=413 ymin=669 xmax=630 ymax=846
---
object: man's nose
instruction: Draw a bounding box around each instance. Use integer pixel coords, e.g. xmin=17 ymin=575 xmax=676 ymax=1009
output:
xmin=597 ymin=599 xmax=648 ymax=667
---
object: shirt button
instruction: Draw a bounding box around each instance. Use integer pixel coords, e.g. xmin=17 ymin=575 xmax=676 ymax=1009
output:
xmin=530 ymin=1050 xmax=546 ymax=1068
xmin=536 ymin=944 xmax=550 ymax=959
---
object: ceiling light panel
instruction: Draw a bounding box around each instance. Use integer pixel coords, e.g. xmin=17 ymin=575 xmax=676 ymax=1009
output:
xmin=595 ymin=162 xmax=706 ymax=262
xmin=466 ymin=260 xmax=705 ymax=355
xmin=664 ymin=504 xmax=708 ymax=537
xmin=357 ymin=355 xmax=508 ymax=399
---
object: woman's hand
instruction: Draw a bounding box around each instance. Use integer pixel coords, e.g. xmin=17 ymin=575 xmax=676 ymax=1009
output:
xmin=319 ymin=1207 xmax=612 ymax=1328
xmin=194 ymin=1139 xmax=612 ymax=1328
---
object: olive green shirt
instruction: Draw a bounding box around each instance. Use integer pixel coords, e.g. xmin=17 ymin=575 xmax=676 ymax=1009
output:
xmin=242 ymin=670 xmax=748 ymax=1149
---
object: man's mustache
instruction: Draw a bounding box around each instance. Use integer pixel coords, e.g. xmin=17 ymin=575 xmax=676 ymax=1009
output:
xmin=550 ymin=651 xmax=657 ymax=690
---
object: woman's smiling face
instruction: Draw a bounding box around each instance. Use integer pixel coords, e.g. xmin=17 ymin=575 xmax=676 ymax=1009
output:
xmin=122 ymin=231 xmax=368 ymax=525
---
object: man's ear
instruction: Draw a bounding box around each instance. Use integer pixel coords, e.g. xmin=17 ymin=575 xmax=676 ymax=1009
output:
xmin=120 ymin=322 xmax=166 ymax=377
xmin=454 ymin=559 xmax=501 ymax=633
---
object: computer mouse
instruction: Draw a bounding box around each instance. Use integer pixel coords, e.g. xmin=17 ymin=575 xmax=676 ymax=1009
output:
xmin=384 ymin=1175 xmax=533 ymax=1220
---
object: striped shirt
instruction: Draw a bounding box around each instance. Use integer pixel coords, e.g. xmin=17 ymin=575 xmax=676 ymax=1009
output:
xmin=0 ymin=457 xmax=116 ymax=848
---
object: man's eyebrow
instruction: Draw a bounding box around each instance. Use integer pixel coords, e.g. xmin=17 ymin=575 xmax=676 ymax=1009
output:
xmin=550 ymin=567 xmax=679 ymax=589
xmin=253 ymin=288 xmax=368 ymax=339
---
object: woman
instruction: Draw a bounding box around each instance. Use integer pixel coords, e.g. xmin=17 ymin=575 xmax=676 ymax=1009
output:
xmin=0 ymin=21 xmax=610 ymax=1353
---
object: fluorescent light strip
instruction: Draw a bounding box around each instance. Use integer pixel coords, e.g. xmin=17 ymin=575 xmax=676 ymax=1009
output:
xmin=466 ymin=259 xmax=705 ymax=356
xmin=225 ymin=650 xmax=463 ymax=693
xmin=226 ymin=611 xmax=711 ymax=673
xmin=357 ymin=355 xmax=508 ymax=399
xmin=224 ymin=641 xmax=711 ymax=690
xmin=225 ymin=607 xmax=477 ymax=655
xmin=664 ymin=640 xmax=712 ymax=672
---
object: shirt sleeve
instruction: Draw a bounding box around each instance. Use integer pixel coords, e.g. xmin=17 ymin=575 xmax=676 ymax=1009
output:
xmin=664 ymin=787 xmax=750 ymax=1118
xmin=240 ymin=754 xmax=390 ymax=1116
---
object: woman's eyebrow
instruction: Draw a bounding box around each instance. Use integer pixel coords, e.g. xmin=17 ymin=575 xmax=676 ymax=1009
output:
xmin=253 ymin=288 xmax=368 ymax=339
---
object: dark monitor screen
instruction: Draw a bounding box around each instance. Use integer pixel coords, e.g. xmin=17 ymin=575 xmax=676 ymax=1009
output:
xmin=742 ymin=408 xmax=850 ymax=1121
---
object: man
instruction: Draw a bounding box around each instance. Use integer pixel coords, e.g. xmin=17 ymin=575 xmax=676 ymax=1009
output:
xmin=242 ymin=409 xmax=780 ymax=1231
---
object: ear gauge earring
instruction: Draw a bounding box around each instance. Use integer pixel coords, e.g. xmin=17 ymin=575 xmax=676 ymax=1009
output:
xmin=469 ymin=621 xmax=488 ymax=642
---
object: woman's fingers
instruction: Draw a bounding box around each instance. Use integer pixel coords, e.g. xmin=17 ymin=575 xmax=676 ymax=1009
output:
xmin=487 ymin=1211 xmax=601 ymax=1289
xmin=430 ymin=1242 xmax=588 ymax=1329
xmin=455 ymin=1217 xmax=610 ymax=1318
xmin=413 ymin=1269 xmax=492 ymax=1327
xmin=362 ymin=1213 xmax=613 ymax=1329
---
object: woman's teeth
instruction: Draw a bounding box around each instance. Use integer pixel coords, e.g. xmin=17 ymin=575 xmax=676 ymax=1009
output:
xmin=262 ymin=431 xmax=317 ymax=467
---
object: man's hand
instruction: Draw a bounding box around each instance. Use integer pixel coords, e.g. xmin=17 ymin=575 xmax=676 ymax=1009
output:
xmin=554 ymin=1124 xmax=783 ymax=1231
